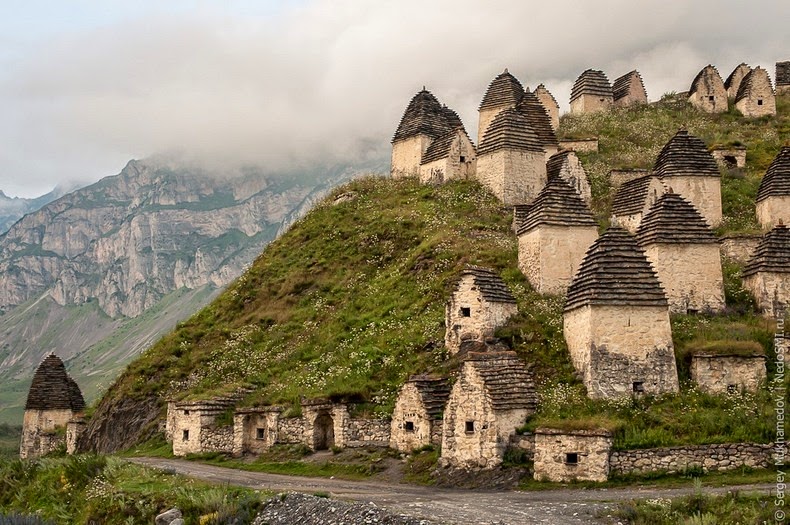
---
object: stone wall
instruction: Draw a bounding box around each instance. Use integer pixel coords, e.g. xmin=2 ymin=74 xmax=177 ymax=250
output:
xmin=720 ymin=235 xmax=761 ymax=263
xmin=564 ymin=305 xmax=679 ymax=398
xmin=570 ymin=95 xmax=612 ymax=114
xmin=66 ymin=419 xmax=86 ymax=455
xmin=165 ymin=401 xmax=177 ymax=442
xmin=518 ymin=225 xmax=598 ymax=296
xmin=445 ymin=273 xmax=518 ymax=354
xmin=171 ymin=406 xmax=234 ymax=456
xmin=665 ymin=175 xmax=722 ymax=228
xmin=478 ymin=107 xmax=506 ymax=147
xmin=610 ymin=443 xmax=774 ymax=476
xmin=533 ymin=429 xmax=612 ymax=482
xmin=711 ymin=148 xmax=747 ymax=169
xmin=20 ymin=408 xmax=74 ymax=459
xmin=534 ymin=87 xmax=559 ymax=131
xmin=744 ymin=272 xmax=790 ymax=318
xmin=419 ymin=133 xmax=476 ymax=185
xmin=278 ymin=417 xmax=306 ymax=444
xmin=609 ymin=169 xmax=649 ymax=189
xmin=757 ymin=196 xmax=790 ymax=230
xmin=345 ymin=419 xmax=390 ymax=448
xmin=691 ymin=355 xmax=767 ymax=394
xmin=391 ymin=383 xmax=435 ymax=452
xmin=558 ymin=138 xmax=598 ymax=153
xmin=553 ymin=153 xmax=592 ymax=203
xmin=735 ymin=71 xmax=776 ymax=118
xmin=642 ymin=243 xmax=725 ymax=313
xmin=476 ymin=149 xmax=547 ymax=206
xmin=391 ymin=136 xmax=432 ymax=179
xmin=689 ymin=75 xmax=727 ymax=113
xmin=233 ymin=410 xmax=281 ymax=456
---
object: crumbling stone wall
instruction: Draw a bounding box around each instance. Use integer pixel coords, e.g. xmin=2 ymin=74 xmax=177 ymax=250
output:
xmin=691 ymin=355 xmax=767 ymax=394
xmin=171 ymin=406 xmax=234 ymax=456
xmin=744 ymin=272 xmax=790 ymax=318
xmin=558 ymin=138 xmax=598 ymax=153
xmin=391 ymin=136 xmax=432 ymax=179
xmin=570 ymin=95 xmax=611 ymax=114
xmin=667 ymin=176 xmax=722 ymax=228
xmin=609 ymin=169 xmax=649 ymax=189
xmin=564 ymin=305 xmax=679 ymax=398
xmin=277 ymin=417 xmax=306 ymax=444
xmin=345 ymin=419 xmax=390 ymax=447
xmin=610 ymin=443 xmax=774 ymax=476
xmin=476 ymin=149 xmax=547 ymax=206
xmin=757 ymin=196 xmax=790 ymax=230
xmin=20 ymin=408 xmax=73 ymax=459
xmin=719 ymin=235 xmax=761 ymax=263
xmin=233 ymin=410 xmax=281 ymax=456
xmin=518 ymin=225 xmax=598 ymax=296
xmin=641 ymin=243 xmax=725 ymax=313
xmin=711 ymin=147 xmax=747 ymax=169
xmin=533 ymin=429 xmax=612 ymax=482
xmin=66 ymin=419 xmax=86 ymax=455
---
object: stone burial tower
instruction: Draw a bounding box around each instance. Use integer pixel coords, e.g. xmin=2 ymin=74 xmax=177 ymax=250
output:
xmin=20 ymin=354 xmax=85 ymax=459
xmin=742 ymin=223 xmax=790 ymax=318
xmin=757 ymin=146 xmax=790 ymax=229
xmin=516 ymin=89 xmax=560 ymax=161
xmin=610 ymin=174 xmax=666 ymax=233
xmin=612 ymin=70 xmax=648 ymax=107
xmin=477 ymin=69 xmax=526 ymax=145
xmin=563 ymin=227 xmax=679 ymax=399
xmin=688 ymin=65 xmax=727 ymax=113
xmin=735 ymin=67 xmax=776 ymax=118
xmin=570 ymin=69 xmax=613 ymax=114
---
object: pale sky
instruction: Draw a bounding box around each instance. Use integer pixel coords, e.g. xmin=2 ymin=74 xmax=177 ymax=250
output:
xmin=0 ymin=0 xmax=787 ymax=197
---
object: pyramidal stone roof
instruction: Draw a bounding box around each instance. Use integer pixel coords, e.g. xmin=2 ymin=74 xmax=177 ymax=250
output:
xmin=636 ymin=192 xmax=717 ymax=244
xmin=517 ymin=177 xmax=596 ymax=235
xmin=653 ymin=130 xmax=720 ymax=179
xmin=477 ymin=108 xmax=544 ymax=155
xmin=516 ymin=90 xmax=559 ymax=148
xmin=392 ymin=89 xmax=462 ymax=143
xmin=420 ymin=128 xmax=473 ymax=165
xmin=570 ymin=69 xmax=612 ymax=102
xmin=743 ymin=224 xmax=790 ymax=277
xmin=735 ymin=67 xmax=773 ymax=103
xmin=513 ymin=204 xmax=532 ymax=229
xmin=777 ymin=61 xmax=790 ymax=86
xmin=465 ymin=352 xmax=536 ymax=411
xmin=535 ymin=84 xmax=559 ymax=108
xmin=611 ymin=175 xmax=660 ymax=216
xmin=479 ymin=69 xmax=525 ymax=110
xmin=690 ymin=64 xmax=724 ymax=93
xmin=406 ymin=375 xmax=451 ymax=419
xmin=612 ymin=70 xmax=646 ymax=102
xmin=25 ymin=354 xmax=85 ymax=412
xmin=565 ymin=227 xmax=668 ymax=311
xmin=454 ymin=266 xmax=517 ymax=304
xmin=724 ymin=63 xmax=751 ymax=91
xmin=546 ymin=150 xmax=574 ymax=180
xmin=757 ymin=146 xmax=790 ymax=202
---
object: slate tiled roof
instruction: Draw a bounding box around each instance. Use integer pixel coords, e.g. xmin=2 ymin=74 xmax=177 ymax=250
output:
xmin=570 ymin=69 xmax=612 ymax=102
xmin=611 ymin=175 xmax=660 ymax=216
xmin=612 ymin=70 xmax=647 ymax=102
xmin=454 ymin=266 xmax=517 ymax=304
xmin=777 ymin=61 xmax=790 ymax=87
xmin=724 ymin=63 xmax=751 ymax=92
xmin=690 ymin=65 xmax=724 ymax=94
xmin=392 ymin=89 xmax=461 ymax=143
xmin=25 ymin=354 xmax=85 ymax=412
xmin=420 ymin=129 xmax=474 ymax=165
xmin=477 ymin=108 xmax=544 ymax=155
xmin=743 ymin=224 xmax=790 ymax=277
xmin=653 ymin=130 xmax=720 ymax=179
xmin=735 ymin=67 xmax=773 ymax=103
xmin=479 ymin=69 xmax=525 ymax=110
xmin=516 ymin=90 xmax=559 ymax=149
xmin=407 ymin=375 xmax=451 ymax=420
xmin=465 ymin=352 xmax=537 ymax=412
xmin=757 ymin=146 xmax=790 ymax=202
xmin=565 ymin=227 xmax=668 ymax=311
xmin=516 ymin=177 xmax=596 ymax=235
xmin=513 ymin=204 xmax=532 ymax=230
xmin=546 ymin=151 xmax=572 ymax=180
xmin=636 ymin=192 xmax=717 ymax=244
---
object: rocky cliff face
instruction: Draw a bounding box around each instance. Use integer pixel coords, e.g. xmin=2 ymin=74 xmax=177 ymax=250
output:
xmin=0 ymin=159 xmax=360 ymax=318
xmin=0 ymin=186 xmax=74 ymax=234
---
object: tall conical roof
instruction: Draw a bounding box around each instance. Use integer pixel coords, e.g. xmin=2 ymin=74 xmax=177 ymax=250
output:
xmin=477 ymin=108 xmax=544 ymax=155
xmin=516 ymin=90 xmax=559 ymax=149
xmin=570 ymin=69 xmax=612 ymax=102
xmin=479 ymin=69 xmax=525 ymax=110
xmin=612 ymin=70 xmax=647 ymax=103
xmin=735 ymin=67 xmax=773 ymax=103
xmin=405 ymin=376 xmax=451 ymax=420
xmin=724 ymin=63 xmax=751 ymax=93
xmin=516 ymin=177 xmax=596 ymax=235
xmin=565 ymin=227 xmax=668 ymax=311
xmin=453 ymin=266 xmax=517 ymax=304
xmin=690 ymin=65 xmax=724 ymax=94
xmin=757 ymin=146 xmax=790 ymax=202
xmin=611 ymin=175 xmax=661 ymax=216
xmin=743 ymin=224 xmax=790 ymax=277
xmin=392 ymin=89 xmax=460 ymax=143
xmin=636 ymin=192 xmax=717 ymax=244
xmin=25 ymin=354 xmax=85 ymax=411
xmin=653 ymin=130 xmax=720 ymax=179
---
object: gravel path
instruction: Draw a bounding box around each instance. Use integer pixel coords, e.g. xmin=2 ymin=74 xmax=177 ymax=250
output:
xmin=130 ymin=457 xmax=776 ymax=525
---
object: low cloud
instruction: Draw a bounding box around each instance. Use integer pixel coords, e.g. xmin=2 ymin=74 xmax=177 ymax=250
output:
xmin=0 ymin=0 xmax=786 ymax=196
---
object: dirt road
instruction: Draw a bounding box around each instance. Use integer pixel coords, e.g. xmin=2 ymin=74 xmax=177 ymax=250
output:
xmin=129 ymin=457 xmax=775 ymax=525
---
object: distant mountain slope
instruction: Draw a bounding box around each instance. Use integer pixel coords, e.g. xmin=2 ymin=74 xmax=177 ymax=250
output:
xmin=0 ymin=186 xmax=77 ymax=234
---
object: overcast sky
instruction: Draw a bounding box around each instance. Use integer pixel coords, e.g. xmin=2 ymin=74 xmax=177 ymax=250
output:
xmin=0 ymin=0 xmax=787 ymax=197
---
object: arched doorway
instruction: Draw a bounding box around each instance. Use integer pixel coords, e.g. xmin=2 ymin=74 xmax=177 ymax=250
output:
xmin=313 ymin=413 xmax=334 ymax=450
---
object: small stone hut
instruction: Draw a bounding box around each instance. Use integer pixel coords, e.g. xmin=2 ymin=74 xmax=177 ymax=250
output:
xmin=612 ymin=70 xmax=647 ymax=107
xmin=563 ymin=227 xmax=679 ymax=399
xmin=636 ymin=192 xmax=725 ymax=314
xmin=419 ymin=128 xmax=477 ymax=185
xmin=445 ymin=266 xmax=518 ymax=355
xmin=724 ymin=63 xmax=752 ymax=99
xmin=534 ymin=84 xmax=560 ymax=130
xmin=517 ymin=177 xmax=598 ymax=295
xmin=756 ymin=146 xmax=790 ymax=229
xmin=777 ymin=61 xmax=790 ymax=95
xmin=653 ymin=130 xmax=722 ymax=227
xmin=570 ymin=69 xmax=613 ymax=114
xmin=688 ymin=65 xmax=727 ymax=113
xmin=390 ymin=376 xmax=450 ymax=452
xmin=475 ymin=108 xmax=547 ymax=205
xmin=546 ymin=150 xmax=592 ymax=204
xmin=711 ymin=146 xmax=747 ymax=169
xmin=690 ymin=348 xmax=767 ymax=394
xmin=441 ymin=352 xmax=536 ymax=469
xmin=735 ymin=67 xmax=776 ymax=118
xmin=232 ymin=406 xmax=283 ymax=456
xmin=533 ymin=428 xmax=613 ymax=483
xmin=20 ymin=354 xmax=85 ymax=459
xmin=516 ymin=89 xmax=559 ymax=160
xmin=391 ymin=89 xmax=466 ymax=179
xmin=478 ymin=69 xmax=526 ymax=145
xmin=742 ymin=223 xmax=790 ymax=317
xmin=610 ymin=174 xmax=665 ymax=232
xmin=170 ymin=398 xmax=236 ymax=456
